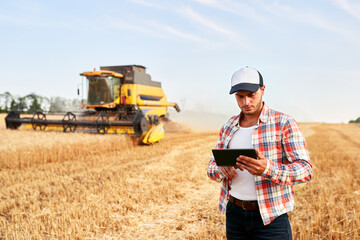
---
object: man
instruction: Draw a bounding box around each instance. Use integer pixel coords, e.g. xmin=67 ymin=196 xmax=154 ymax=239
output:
xmin=207 ymin=67 xmax=313 ymax=240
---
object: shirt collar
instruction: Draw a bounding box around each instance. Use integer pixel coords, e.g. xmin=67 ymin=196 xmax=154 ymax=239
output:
xmin=259 ymin=102 xmax=269 ymax=123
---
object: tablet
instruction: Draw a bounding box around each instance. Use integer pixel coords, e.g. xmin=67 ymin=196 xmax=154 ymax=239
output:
xmin=212 ymin=148 xmax=257 ymax=166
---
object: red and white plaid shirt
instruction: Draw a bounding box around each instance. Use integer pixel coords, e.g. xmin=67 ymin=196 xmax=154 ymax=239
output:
xmin=207 ymin=103 xmax=313 ymax=225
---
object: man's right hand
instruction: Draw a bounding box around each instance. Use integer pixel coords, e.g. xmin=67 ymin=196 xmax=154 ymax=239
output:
xmin=218 ymin=166 xmax=238 ymax=179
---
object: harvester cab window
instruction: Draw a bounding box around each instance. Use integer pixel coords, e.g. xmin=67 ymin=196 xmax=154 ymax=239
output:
xmin=112 ymin=77 xmax=121 ymax=101
xmin=87 ymin=76 xmax=120 ymax=105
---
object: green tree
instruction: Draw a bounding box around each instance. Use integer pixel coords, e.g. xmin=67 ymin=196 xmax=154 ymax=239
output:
xmin=1 ymin=91 xmax=80 ymax=113
xmin=26 ymin=93 xmax=42 ymax=111
xmin=0 ymin=92 xmax=13 ymax=112
xmin=17 ymin=96 xmax=27 ymax=112
xmin=10 ymin=99 xmax=18 ymax=110
xmin=49 ymin=97 xmax=67 ymax=113
xmin=349 ymin=117 xmax=360 ymax=123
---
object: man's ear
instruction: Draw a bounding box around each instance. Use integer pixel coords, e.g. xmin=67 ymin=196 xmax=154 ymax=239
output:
xmin=260 ymin=85 xmax=265 ymax=96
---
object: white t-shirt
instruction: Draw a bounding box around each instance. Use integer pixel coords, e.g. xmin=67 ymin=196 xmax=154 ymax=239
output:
xmin=228 ymin=125 xmax=257 ymax=201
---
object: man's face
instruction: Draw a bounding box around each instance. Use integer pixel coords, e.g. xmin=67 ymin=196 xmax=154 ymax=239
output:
xmin=235 ymin=86 xmax=265 ymax=115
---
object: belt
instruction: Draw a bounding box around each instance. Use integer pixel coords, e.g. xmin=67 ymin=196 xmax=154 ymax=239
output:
xmin=229 ymin=195 xmax=259 ymax=211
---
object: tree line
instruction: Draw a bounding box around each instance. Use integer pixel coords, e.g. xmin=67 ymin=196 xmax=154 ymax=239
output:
xmin=0 ymin=92 xmax=81 ymax=113
xmin=1 ymin=91 xmax=359 ymax=123
xmin=349 ymin=117 xmax=360 ymax=123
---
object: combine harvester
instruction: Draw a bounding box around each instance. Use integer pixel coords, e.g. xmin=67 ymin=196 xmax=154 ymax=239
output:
xmin=5 ymin=65 xmax=180 ymax=144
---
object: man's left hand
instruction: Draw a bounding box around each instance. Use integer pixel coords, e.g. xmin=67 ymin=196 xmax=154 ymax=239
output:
xmin=236 ymin=149 xmax=267 ymax=176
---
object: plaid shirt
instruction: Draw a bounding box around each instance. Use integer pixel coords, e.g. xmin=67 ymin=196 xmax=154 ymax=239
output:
xmin=207 ymin=104 xmax=313 ymax=225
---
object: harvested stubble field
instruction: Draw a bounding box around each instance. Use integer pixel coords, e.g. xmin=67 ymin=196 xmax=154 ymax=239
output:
xmin=0 ymin=113 xmax=359 ymax=239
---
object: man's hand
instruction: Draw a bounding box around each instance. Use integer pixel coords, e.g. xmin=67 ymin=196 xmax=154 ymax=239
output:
xmin=236 ymin=149 xmax=267 ymax=176
xmin=218 ymin=166 xmax=238 ymax=179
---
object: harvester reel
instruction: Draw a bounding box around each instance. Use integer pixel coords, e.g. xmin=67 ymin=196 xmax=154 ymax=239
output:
xmin=96 ymin=112 xmax=109 ymax=134
xmin=62 ymin=112 xmax=77 ymax=132
xmin=32 ymin=111 xmax=47 ymax=131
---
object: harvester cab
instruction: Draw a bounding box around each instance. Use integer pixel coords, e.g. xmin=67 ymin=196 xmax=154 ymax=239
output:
xmin=5 ymin=65 xmax=180 ymax=144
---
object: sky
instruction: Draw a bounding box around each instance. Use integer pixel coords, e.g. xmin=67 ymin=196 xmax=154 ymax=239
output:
xmin=0 ymin=0 xmax=360 ymax=123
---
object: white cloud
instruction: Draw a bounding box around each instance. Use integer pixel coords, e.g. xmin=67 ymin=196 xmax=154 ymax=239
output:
xmin=0 ymin=11 xmax=97 ymax=31
xmin=290 ymin=10 xmax=343 ymax=34
xmin=180 ymin=7 xmax=236 ymax=37
xmin=127 ymin=0 xmax=238 ymax=37
xmin=0 ymin=13 xmax=42 ymax=27
xmin=257 ymin=1 xmax=360 ymax=43
xmin=148 ymin=21 xmax=210 ymax=44
xmin=177 ymin=6 xmax=256 ymax=51
xmin=333 ymin=0 xmax=360 ymax=21
xmin=107 ymin=18 xmax=211 ymax=45
xmin=192 ymin=0 xmax=273 ymax=27
xmin=126 ymin=0 xmax=164 ymax=9
xmin=124 ymin=0 xmax=253 ymax=49
xmin=107 ymin=20 xmax=160 ymax=37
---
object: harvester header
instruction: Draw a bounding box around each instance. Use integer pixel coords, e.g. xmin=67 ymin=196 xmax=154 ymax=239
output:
xmin=5 ymin=65 xmax=180 ymax=144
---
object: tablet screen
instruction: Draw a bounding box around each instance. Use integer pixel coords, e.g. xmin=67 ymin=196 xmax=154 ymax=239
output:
xmin=212 ymin=148 xmax=257 ymax=166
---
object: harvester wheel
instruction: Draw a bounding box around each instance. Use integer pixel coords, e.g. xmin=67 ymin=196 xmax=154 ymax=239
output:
xmin=32 ymin=111 xmax=47 ymax=131
xmin=96 ymin=112 xmax=109 ymax=134
xmin=140 ymin=117 xmax=148 ymax=132
xmin=62 ymin=112 xmax=77 ymax=132
xmin=133 ymin=114 xmax=148 ymax=137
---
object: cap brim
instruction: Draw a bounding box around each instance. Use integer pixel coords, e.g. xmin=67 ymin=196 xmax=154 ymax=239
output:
xmin=229 ymin=83 xmax=260 ymax=94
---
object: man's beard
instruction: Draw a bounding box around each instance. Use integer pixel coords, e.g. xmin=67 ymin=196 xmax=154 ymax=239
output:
xmin=242 ymin=100 xmax=262 ymax=115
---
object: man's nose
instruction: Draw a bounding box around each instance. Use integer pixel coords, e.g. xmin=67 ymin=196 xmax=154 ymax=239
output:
xmin=244 ymin=96 xmax=250 ymax=105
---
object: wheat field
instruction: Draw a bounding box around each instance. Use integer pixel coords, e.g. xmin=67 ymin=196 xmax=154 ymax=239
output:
xmin=0 ymin=114 xmax=359 ymax=239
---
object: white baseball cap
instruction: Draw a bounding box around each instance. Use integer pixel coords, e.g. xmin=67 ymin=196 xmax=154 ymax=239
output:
xmin=229 ymin=66 xmax=263 ymax=94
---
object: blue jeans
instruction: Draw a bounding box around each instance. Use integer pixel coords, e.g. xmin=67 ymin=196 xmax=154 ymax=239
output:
xmin=226 ymin=201 xmax=292 ymax=240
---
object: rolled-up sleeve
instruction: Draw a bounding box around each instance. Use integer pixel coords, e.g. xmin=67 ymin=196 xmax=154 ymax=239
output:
xmin=207 ymin=128 xmax=226 ymax=182
xmin=261 ymin=119 xmax=313 ymax=185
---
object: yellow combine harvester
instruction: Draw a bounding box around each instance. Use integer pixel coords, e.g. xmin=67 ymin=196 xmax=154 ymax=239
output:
xmin=5 ymin=65 xmax=180 ymax=144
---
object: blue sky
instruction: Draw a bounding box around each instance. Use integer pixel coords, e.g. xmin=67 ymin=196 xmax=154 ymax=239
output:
xmin=1 ymin=0 xmax=359 ymax=123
